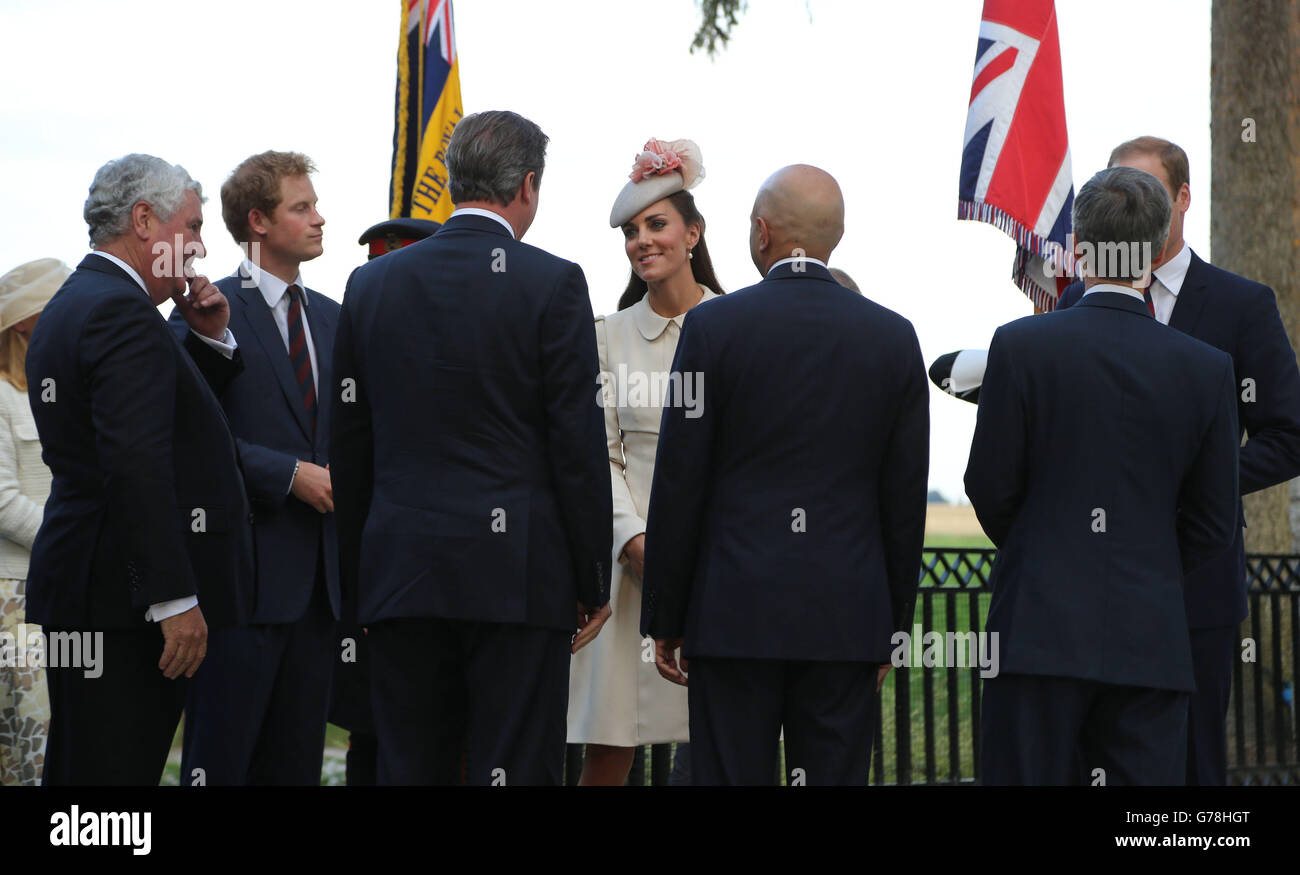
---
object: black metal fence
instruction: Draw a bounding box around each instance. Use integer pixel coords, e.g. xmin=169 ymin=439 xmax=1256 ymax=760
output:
xmin=565 ymin=548 xmax=1300 ymax=786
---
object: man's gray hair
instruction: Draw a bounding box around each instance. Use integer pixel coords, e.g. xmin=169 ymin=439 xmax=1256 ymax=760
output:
xmin=1072 ymin=166 xmax=1171 ymax=282
xmin=447 ymin=111 xmax=548 ymax=207
xmin=83 ymin=154 xmax=205 ymax=246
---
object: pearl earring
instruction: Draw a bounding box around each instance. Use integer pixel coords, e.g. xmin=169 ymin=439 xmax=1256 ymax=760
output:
xmin=688 ymin=249 xmax=694 ymax=260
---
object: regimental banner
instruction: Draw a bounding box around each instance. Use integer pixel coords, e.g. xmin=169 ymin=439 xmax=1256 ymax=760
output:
xmin=390 ymin=0 xmax=464 ymax=222
xmin=959 ymin=0 xmax=1076 ymax=311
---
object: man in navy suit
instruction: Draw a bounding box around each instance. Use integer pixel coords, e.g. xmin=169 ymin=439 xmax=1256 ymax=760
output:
xmin=26 ymin=153 xmax=253 ymax=785
xmin=1055 ymin=137 xmax=1300 ymax=784
xmin=327 ymin=216 xmax=442 ymax=787
xmin=967 ymin=166 xmax=1241 ymax=785
xmin=171 ymin=151 xmax=341 ymax=785
xmin=331 ymin=111 xmax=612 ymax=785
xmin=641 ymin=165 xmax=930 ymax=785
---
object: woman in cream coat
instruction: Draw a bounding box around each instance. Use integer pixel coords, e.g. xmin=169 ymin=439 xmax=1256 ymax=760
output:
xmin=568 ymin=139 xmax=725 ymax=784
xmin=0 ymin=258 xmax=67 ymax=785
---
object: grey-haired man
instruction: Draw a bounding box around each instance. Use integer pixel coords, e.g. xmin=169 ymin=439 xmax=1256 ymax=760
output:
xmin=26 ymin=153 xmax=253 ymax=785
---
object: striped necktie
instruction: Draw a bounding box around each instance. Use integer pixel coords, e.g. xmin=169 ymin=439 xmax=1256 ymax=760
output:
xmin=286 ymin=284 xmax=317 ymax=435
xmin=1143 ymin=277 xmax=1157 ymax=317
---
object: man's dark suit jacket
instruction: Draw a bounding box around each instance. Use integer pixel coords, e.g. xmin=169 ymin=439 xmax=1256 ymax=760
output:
xmin=1056 ymin=252 xmax=1300 ymax=628
xmin=330 ymin=212 xmax=611 ymax=631
xmin=25 ymin=254 xmax=253 ymax=629
xmin=640 ymin=262 xmax=930 ymax=662
xmin=965 ymin=291 xmax=1240 ymax=691
xmin=168 ymin=265 xmax=341 ymax=623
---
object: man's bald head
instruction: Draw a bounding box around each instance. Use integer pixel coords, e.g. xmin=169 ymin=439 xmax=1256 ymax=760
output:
xmin=749 ymin=164 xmax=845 ymax=274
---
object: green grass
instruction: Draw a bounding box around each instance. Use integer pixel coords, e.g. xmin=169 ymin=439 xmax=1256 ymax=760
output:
xmin=163 ymin=721 xmax=351 ymax=786
xmin=923 ymin=533 xmax=994 ymax=550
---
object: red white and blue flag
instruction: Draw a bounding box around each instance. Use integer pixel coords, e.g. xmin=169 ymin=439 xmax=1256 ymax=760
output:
xmin=959 ymin=0 xmax=1076 ymax=311
xmin=390 ymin=0 xmax=464 ymax=222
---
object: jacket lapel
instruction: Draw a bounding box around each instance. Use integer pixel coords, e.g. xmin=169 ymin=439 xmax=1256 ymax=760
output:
xmin=302 ymin=287 xmax=333 ymax=454
xmin=233 ymin=267 xmax=312 ymax=440
xmin=1168 ymin=250 xmax=1209 ymax=334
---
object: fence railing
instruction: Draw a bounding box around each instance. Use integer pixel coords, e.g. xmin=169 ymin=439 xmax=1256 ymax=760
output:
xmin=565 ymin=548 xmax=1300 ymax=786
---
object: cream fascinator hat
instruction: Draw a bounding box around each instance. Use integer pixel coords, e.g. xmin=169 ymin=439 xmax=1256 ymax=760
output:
xmin=0 ymin=258 xmax=72 ymax=332
xmin=609 ymin=138 xmax=706 ymax=228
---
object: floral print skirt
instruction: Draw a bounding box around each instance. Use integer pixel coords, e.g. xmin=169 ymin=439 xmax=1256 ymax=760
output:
xmin=0 ymin=577 xmax=48 ymax=785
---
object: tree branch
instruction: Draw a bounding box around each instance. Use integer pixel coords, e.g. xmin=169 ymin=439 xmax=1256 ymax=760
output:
xmin=691 ymin=0 xmax=746 ymax=57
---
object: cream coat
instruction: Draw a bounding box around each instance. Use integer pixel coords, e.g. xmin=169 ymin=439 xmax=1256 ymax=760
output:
xmin=567 ymin=287 xmax=717 ymax=746
xmin=0 ymin=379 xmax=50 ymax=579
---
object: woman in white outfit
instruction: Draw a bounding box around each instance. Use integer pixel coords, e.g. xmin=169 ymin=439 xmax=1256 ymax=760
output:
xmin=0 ymin=258 xmax=67 ymax=785
xmin=568 ymin=139 xmax=724 ymax=785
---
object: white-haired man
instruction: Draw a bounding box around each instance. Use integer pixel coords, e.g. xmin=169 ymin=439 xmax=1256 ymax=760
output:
xmin=25 ymin=154 xmax=254 ymax=785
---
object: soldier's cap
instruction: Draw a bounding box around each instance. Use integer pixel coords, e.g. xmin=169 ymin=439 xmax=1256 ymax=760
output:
xmin=358 ymin=217 xmax=443 ymax=259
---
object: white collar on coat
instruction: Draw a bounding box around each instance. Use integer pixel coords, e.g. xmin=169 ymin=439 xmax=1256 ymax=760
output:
xmin=631 ymin=284 xmax=718 ymax=341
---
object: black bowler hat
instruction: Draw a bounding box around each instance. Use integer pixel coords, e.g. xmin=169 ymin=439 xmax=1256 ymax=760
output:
xmin=358 ymin=217 xmax=443 ymax=260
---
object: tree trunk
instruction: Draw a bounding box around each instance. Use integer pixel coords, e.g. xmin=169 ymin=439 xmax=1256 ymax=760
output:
xmin=1211 ymin=0 xmax=1300 ymax=552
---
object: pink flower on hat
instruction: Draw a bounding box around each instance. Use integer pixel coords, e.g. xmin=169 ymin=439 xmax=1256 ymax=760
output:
xmin=609 ymin=137 xmax=706 ymax=227
xmin=629 ymin=138 xmax=684 ymax=183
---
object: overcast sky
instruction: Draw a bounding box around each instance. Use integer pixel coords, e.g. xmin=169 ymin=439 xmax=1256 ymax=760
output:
xmin=0 ymin=0 xmax=1211 ymax=501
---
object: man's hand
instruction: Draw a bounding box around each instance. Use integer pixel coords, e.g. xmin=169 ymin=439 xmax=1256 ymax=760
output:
xmin=876 ymin=664 xmax=891 ymax=692
xmin=621 ymin=533 xmax=646 ymax=580
xmin=573 ymin=602 xmax=612 ymax=653
xmin=159 ymin=605 xmax=208 ymax=679
xmin=291 ymin=461 xmax=333 ymax=513
xmin=171 ymin=274 xmax=230 ymax=341
xmin=654 ymin=638 xmax=688 ymax=686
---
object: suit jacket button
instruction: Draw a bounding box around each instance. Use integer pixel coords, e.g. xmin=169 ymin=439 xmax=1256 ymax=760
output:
xmin=248 ymin=512 xmax=256 ymax=525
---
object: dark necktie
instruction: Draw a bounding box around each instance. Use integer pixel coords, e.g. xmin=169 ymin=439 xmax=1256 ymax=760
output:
xmin=286 ymin=284 xmax=317 ymax=436
xmin=1144 ymin=278 xmax=1157 ymax=317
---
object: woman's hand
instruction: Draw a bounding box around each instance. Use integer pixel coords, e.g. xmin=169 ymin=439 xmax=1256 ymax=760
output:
xmin=621 ymin=533 xmax=646 ymax=580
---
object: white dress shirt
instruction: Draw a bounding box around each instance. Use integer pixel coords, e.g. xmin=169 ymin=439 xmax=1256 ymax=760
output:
xmin=242 ymin=260 xmax=318 ymax=393
xmin=89 ymin=250 xmax=239 ymax=622
xmin=449 ymin=207 xmax=516 ymax=238
xmin=1147 ymin=241 xmax=1191 ymax=325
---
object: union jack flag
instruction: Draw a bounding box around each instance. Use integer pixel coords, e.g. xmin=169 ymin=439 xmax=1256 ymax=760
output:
xmin=390 ymin=0 xmax=464 ymax=222
xmin=959 ymin=0 xmax=1076 ymax=311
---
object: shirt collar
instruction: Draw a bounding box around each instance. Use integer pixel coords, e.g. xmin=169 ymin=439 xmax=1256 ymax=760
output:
xmin=1152 ymin=241 xmax=1190 ymax=296
xmin=1082 ymin=282 xmax=1146 ymax=303
xmin=767 ymin=255 xmax=829 ymax=275
xmin=242 ymin=259 xmax=305 ymax=309
xmin=450 ymin=207 xmax=516 ymax=239
xmin=90 ymin=250 xmax=148 ymax=295
xmin=632 ymin=285 xmax=718 ymax=341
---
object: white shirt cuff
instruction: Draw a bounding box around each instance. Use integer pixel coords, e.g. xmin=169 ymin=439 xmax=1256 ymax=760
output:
xmin=192 ymin=327 xmax=238 ymax=359
xmin=145 ymin=595 xmax=199 ymax=622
